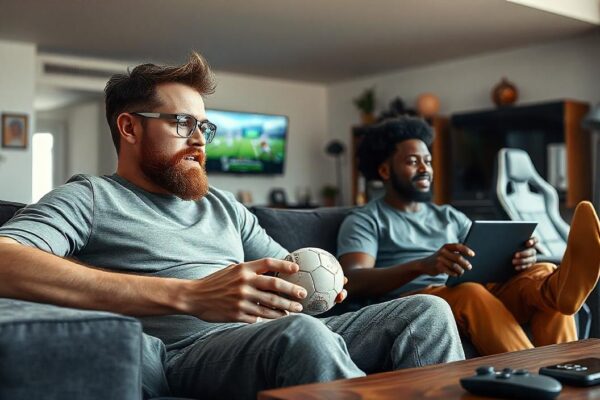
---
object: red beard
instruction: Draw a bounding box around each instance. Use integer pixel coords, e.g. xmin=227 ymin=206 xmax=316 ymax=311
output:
xmin=140 ymin=143 xmax=209 ymax=201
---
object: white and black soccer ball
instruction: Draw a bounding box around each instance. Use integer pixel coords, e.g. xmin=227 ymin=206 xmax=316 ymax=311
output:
xmin=277 ymin=247 xmax=345 ymax=315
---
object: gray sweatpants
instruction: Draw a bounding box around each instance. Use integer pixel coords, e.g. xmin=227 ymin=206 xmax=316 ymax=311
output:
xmin=144 ymin=295 xmax=464 ymax=399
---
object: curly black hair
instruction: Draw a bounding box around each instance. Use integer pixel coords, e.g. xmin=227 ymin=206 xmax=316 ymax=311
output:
xmin=357 ymin=116 xmax=434 ymax=181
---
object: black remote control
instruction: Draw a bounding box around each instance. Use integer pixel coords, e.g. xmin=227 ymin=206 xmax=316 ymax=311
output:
xmin=539 ymin=357 xmax=600 ymax=386
xmin=460 ymin=366 xmax=562 ymax=399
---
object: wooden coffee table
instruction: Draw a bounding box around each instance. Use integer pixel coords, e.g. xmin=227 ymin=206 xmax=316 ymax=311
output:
xmin=259 ymin=339 xmax=600 ymax=399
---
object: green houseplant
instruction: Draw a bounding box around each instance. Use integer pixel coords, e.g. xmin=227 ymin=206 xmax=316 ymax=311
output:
xmin=353 ymin=87 xmax=376 ymax=124
xmin=320 ymin=185 xmax=339 ymax=207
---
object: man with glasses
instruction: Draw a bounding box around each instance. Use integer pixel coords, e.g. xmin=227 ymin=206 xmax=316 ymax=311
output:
xmin=0 ymin=52 xmax=464 ymax=399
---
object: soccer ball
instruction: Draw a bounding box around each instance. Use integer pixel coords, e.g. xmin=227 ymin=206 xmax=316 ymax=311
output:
xmin=277 ymin=247 xmax=345 ymax=315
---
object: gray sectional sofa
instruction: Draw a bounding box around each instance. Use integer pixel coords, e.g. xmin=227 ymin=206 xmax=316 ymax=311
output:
xmin=0 ymin=200 xmax=597 ymax=399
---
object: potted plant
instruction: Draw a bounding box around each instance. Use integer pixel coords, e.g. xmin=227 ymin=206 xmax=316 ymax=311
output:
xmin=353 ymin=87 xmax=376 ymax=125
xmin=321 ymin=185 xmax=339 ymax=207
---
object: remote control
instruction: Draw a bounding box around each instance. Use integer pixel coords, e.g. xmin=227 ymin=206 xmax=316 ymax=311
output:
xmin=460 ymin=366 xmax=562 ymax=399
xmin=539 ymin=357 xmax=600 ymax=386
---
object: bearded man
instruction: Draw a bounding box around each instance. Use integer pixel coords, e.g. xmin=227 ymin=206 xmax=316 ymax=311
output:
xmin=337 ymin=116 xmax=600 ymax=357
xmin=0 ymin=54 xmax=464 ymax=400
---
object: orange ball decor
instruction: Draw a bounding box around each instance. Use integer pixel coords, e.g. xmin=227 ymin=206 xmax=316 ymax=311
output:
xmin=416 ymin=93 xmax=440 ymax=118
xmin=492 ymin=77 xmax=518 ymax=107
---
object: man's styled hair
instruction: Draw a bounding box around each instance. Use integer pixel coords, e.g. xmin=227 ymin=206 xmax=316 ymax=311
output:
xmin=104 ymin=51 xmax=216 ymax=153
xmin=357 ymin=116 xmax=434 ymax=180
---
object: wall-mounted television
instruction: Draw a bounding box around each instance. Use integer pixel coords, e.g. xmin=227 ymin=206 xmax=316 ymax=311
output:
xmin=205 ymin=109 xmax=288 ymax=174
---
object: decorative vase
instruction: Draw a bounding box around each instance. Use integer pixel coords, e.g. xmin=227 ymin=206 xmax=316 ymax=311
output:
xmin=492 ymin=77 xmax=518 ymax=107
xmin=416 ymin=93 xmax=440 ymax=118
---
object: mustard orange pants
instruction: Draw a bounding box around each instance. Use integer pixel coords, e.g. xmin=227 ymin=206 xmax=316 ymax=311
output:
xmin=417 ymin=264 xmax=574 ymax=356
xmin=412 ymin=202 xmax=600 ymax=356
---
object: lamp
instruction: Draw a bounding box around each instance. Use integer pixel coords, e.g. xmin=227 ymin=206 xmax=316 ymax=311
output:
xmin=325 ymin=140 xmax=345 ymax=206
xmin=582 ymin=103 xmax=600 ymax=213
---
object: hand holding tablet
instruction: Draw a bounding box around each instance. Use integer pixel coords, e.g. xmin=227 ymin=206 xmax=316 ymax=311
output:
xmin=445 ymin=220 xmax=537 ymax=287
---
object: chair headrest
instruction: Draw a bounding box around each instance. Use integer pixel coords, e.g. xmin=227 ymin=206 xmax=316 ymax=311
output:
xmin=504 ymin=149 xmax=537 ymax=182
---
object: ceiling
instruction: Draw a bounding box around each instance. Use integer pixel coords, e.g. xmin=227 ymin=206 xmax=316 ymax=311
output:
xmin=0 ymin=0 xmax=598 ymax=83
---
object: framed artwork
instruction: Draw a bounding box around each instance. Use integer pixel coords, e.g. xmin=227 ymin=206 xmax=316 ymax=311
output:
xmin=2 ymin=113 xmax=28 ymax=149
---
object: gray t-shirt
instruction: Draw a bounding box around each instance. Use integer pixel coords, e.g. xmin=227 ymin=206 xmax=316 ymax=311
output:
xmin=0 ymin=174 xmax=288 ymax=349
xmin=337 ymin=197 xmax=471 ymax=295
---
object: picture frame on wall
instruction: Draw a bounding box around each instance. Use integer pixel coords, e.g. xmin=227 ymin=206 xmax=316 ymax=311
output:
xmin=2 ymin=113 xmax=28 ymax=149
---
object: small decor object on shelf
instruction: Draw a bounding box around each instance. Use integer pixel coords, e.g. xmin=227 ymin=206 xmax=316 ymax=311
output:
xmin=378 ymin=97 xmax=417 ymax=121
xmin=321 ymin=185 xmax=339 ymax=207
xmin=492 ymin=77 xmax=519 ymax=107
xmin=295 ymin=186 xmax=312 ymax=207
xmin=416 ymin=93 xmax=440 ymax=118
xmin=268 ymin=188 xmax=287 ymax=208
xmin=237 ymin=190 xmax=253 ymax=206
xmin=353 ymin=87 xmax=376 ymax=125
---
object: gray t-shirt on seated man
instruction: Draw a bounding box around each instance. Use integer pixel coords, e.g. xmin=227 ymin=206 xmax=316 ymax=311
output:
xmin=337 ymin=197 xmax=471 ymax=295
xmin=0 ymin=174 xmax=288 ymax=350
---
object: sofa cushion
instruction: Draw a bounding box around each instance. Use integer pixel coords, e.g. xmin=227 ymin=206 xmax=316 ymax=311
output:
xmin=251 ymin=206 xmax=352 ymax=255
xmin=0 ymin=299 xmax=143 ymax=400
xmin=0 ymin=200 xmax=25 ymax=226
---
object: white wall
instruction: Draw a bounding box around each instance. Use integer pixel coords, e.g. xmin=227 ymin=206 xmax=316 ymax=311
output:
xmin=0 ymin=40 xmax=36 ymax=203
xmin=38 ymin=98 xmax=111 ymax=186
xmin=66 ymin=101 xmax=101 ymax=177
xmin=327 ymin=32 xmax=600 ymax=204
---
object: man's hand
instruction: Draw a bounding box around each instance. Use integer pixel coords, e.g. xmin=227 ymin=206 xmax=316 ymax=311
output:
xmin=334 ymin=276 xmax=349 ymax=304
xmin=513 ymin=237 xmax=538 ymax=271
xmin=420 ymin=243 xmax=475 ymax=277
xmin=180 ymin=258 xmax=307 ymax=324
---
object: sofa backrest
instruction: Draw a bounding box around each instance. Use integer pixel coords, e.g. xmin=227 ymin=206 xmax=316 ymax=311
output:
xmin=251 ymin=206 xmax=352 ymax=255
xmin=0 ymin=201 xmax=25 ymax=227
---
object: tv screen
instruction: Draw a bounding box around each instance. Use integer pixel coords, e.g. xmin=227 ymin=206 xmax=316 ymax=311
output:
xmin=205 ymin=109 xmax=288 ymax=174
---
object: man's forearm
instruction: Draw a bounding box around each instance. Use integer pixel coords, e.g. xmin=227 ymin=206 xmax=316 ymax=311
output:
xmin=0 ymin=243 xmax=188 ymax=316
xmin=345 ymin=260 xmax=424 ymax=298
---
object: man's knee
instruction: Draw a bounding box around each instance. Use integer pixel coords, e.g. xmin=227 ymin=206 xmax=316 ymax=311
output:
xmin=386 ymin=295 xmax=464 ymax=366
xmin=405 ymin=294 xmax=454 ymax=322
xmin=273 ymin=314 xmax=343 ymax=352
xmin=413 ymin=293 xmax=452 ymax=312
xmin=269 ymin=314 xmax=362 ymax=382
xmin=454 ymin=282 xmax=490 ymax=297
xmin=448 ymin=282 xmax=498 ymax=309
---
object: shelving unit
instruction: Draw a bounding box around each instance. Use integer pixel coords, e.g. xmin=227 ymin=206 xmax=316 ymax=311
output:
xmin=451 ymin=100 xmax=591 ymax=209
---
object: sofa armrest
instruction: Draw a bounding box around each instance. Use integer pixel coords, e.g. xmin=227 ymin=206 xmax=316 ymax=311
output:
xmin=0 ymin=299 xmax=143 ymax=400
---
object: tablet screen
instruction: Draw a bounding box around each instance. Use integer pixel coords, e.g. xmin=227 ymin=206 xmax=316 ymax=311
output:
xmin=445 ymin=220 xmax=537 ymax=287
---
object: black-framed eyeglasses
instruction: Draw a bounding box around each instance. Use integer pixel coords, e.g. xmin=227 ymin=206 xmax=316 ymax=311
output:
xmin=132 ymin=112 xmax=217 ymax=143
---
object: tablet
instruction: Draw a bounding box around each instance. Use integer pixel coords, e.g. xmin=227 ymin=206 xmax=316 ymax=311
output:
xmin=445 ymin=220 xmax=537 ymax=287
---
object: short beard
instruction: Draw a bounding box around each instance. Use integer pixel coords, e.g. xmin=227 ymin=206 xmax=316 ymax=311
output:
xmin=140 ymin=142 xmax=209 ymax=201
xmin=390 ymin=169 xmax=432 ymax=203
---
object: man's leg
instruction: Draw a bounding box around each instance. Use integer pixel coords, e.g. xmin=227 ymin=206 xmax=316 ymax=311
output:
xmin=488 ymin=201 xmax=600 ymax=345
xmin=529 ymin=309 xmax=577 ymax=346
xmin=165 ymin=314 xmax=364 ymax=400
xmin=321 ymin=295 xmax=464 ymax=373
xmin=488 ymin=264 xmax=577 ymax=346
xmin=423 ymin=284 xmax=534 ymax=355
xmin=142 ymin=333 xmax=171 ymax=399
xmin=540 ymin=201 xmax=600 ymax=315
